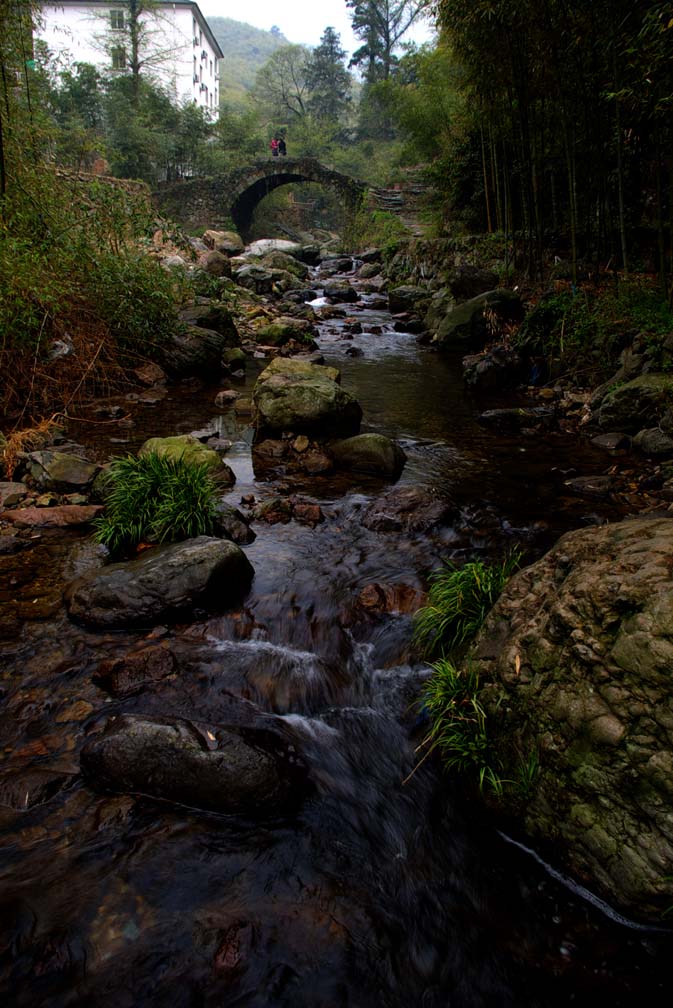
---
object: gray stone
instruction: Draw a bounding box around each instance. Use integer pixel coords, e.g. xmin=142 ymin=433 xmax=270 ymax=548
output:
xmin=564 ymin=475 xmax=614 ymax=499
xmin=203 ymin=229 xmax=244 ymax=255
xmin=632 ymin=428 xmax=673 ymax=457
xmin=65 ymin=536 xmax=254 ymax=628
xmin=463 ymin=345 xmax=523 ymax=392
xmin=329 ymin=434 xmax=407 ymax=479
xmin=253 ymin=358 xmax=362 ymax=438
xmin=214 ymin=503 xmax=256 ymax=545
xmin=234 ymin=264 xmax=275 ymax=294
xmin=323 ymin=279 xmax=358 ymax=303
xmin=363 ymin=486 xmax=454 ymax=533
xmin=26 ymin=451 xmax=99 ymax=491
xmin=597 ymin=374 xmax=673 ymax=433
xmin=0 ymin=481 xmax=28 ymax=508
xmin=431 ymin=289 xmax=524 ymax=349
xmin=465 ymin=516 xmax=673 ymax=919
xmin=591 ymin=433 xmax=631 ymax=451
xmin=80 ymin=713 xmax=301 ymax=815
xmin=159 ymin=325 xmax=231 ymax=378
xmin=198 ymin=250 xmax=232 ymax=277
xmin=140 ymin=435 xmax=235 ymax=486
xmin=387 ymin=285 xmax=429 ymax=314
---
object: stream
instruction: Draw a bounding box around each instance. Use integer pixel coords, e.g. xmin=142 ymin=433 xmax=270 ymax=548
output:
xmin=1 ymin=261 xmax=671 ymax=1006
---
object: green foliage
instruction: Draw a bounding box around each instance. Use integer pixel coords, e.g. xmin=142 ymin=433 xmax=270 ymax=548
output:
xmin=413 ymin=552 xmax=521 ymax=658
xmin=207 ymin=17 xmax=288 ymax=108
xmin=304 ymin=27 xmax=352 ymax=123
xmin=417 ymin=658 xmax=539 ymax=797
xmin=516 ymin=279 xmax=673 ymax=377
xmin=350 ymin=208 xmax=408 ymax=253
xmin=82 ymin=250 xmax=188 ymax=356
xmin=420 ymin=659 xmax=490 ymax=776
xmin=93 ymin=451 xmax=218 ymax=557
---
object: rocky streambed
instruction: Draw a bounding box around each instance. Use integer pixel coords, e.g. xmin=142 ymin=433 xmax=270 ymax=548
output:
xmin=1 ymin=248 xmax=672 ymax=1006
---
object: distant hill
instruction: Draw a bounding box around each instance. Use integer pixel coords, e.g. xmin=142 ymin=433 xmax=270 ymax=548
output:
xmin=207 ymin=18 xmax=290 ymax=107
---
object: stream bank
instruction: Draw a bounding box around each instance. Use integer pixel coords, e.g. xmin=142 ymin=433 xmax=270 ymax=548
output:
xmin=1 ymin=251 xmax=672 ymax=1006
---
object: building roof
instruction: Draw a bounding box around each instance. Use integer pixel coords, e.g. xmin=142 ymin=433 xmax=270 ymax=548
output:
xmin=40 ymin=1 xmax=224 ymax=59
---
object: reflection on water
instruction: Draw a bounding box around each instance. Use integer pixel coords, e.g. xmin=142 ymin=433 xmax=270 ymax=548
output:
xmin=0 ymin=267 xmax=670 ymax=1007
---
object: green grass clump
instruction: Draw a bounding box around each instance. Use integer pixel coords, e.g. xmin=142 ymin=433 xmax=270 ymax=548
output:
xmin=93 ymin=451 xmax=217 ymax=557
xmin=419 ymin=658 xmax=491 ymax=780
xmin=416 ymin=658 xmax=539 ymax=797
xmin=413 ymin=552 xmax=521 ymax=658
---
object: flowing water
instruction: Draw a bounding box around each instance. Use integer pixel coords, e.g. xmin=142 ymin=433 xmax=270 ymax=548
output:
xmin=0 ymin=263 xmax=671 ymax=1006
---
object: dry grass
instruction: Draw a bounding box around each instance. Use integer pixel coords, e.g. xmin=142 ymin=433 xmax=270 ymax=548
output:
xmin=1 ymin=416 xmax=65 ymax=479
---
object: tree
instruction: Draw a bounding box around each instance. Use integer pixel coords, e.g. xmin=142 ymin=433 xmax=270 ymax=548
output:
xmin=93 ymin=0 xmax=180 ymax=108
xmin=252 ymin=44 xmax=311 ymax=121
xmin=304 ymin=27 xmax=352 ymax=123
xmin=347 ymin=0 xmax=432 ymax=82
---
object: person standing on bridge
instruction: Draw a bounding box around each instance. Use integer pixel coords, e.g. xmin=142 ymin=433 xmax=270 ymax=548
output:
xmin=278 ymin=137 xmax=287 ymax=156
xmin=270 ymin=137 xmax=279 ymax=157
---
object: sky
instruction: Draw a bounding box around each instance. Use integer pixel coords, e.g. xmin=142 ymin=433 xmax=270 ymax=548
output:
xmin=195 ymin=0 xmax=435 ymax=57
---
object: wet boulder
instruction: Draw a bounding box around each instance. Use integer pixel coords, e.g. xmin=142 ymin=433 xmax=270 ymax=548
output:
xmin=259 ymin=251 xmax=310 ymax=280
xmin=329 ymin=433 xmax=407 ymax=479
xmin=477 ymin=406 xmax=556 ymax=433
xmin=597 ymin=374 xmax=673 ymax=433
xmin=254 ymin=316 xmax=316 ymax=347
xmin=203 ymin=229 xmax=244 ymax=255
xmin=24 ymin=450 xmax=99 ymax=492
xmin=80 ymin=713 xmax=304 ymax=815
xmin=447 ymin=265 xmax=500 ymax=302
xmin=178 ymin=301 xmax=239 ymax=344
xmin=319 ymin=257 xmax=353 ymax=275
xmin=198 ymin=250 xmax=232 ymax=278
xmin=213 ymin=502 xmax=256 ymax=545
xmin=233 ymin=264 xmax=275 ymax=295
xmin=246 ymin=239 xmax=304 ymax=258
xmin=159 ymin=325 xmax=231 ymax=378
xmin=322 ymin=279 xmax=358 ymax=303
xmin=65 ymin=536 xmax=254 ymax=629
xmin=1 ymin=504 xmax=103 ymax=527
xmin=93 ymin=643 xmax=178 ymax=696
xmin=140 ymin=434 xmax=235 ymax=486
xmin=431 ymin=289 xmax=524 ymax=349
xmin=463 ymin=345 xmax=524 ymax=393
xmin=363 ymin=486 xmax=454 ymax=533
xmin=387 ymin=285 xmax=429 ymax=314
xmin=632 ymin=428 xmax=673 ymax=457
xmin=465 ymin=516 xmax=673 ymax=920
xmin=253 ymin=358 xmax=362 ymax=438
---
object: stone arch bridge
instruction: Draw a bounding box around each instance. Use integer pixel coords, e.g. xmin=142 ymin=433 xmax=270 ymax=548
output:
xmin=154 ymin=158 xmax=366 ymax=240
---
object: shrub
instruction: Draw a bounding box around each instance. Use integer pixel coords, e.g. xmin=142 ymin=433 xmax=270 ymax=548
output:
xmin=93 ymin=451 xmax=217 ymax=557
xmin=413 ymin=552 xmax=521 ymax=658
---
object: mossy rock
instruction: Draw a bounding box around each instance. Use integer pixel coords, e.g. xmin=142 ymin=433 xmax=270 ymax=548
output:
xmin=140 ymin=436 xmax=235 ymax=486
xmin=597 ymin=374 xmax=673 ymax=433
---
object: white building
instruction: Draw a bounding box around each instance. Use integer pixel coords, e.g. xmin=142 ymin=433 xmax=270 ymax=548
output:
xmin=36 ymin=1 xmax=222 ymax=116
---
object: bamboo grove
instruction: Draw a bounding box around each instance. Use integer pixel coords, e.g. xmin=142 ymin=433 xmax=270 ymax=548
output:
xmin=437 ymin=1 xmax=673 ymax=290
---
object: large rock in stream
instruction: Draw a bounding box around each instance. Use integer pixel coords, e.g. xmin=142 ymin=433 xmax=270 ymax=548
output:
xmin=329 ymin=433 xmax=407 ymax=478
xmin=81 ymin=713 xmax=305 ymax=815
xmin=431 ymin=289 xmax=524 ymax=349
xmin=253 ymin=357 xmax=362 ymax=438
xmin=65 ymin=536 xmax=253 ymax=628
xmin=596 ymin=374 xmax=673 ymax=433
xmin=466 ymin=516 xmax=673 ymax=919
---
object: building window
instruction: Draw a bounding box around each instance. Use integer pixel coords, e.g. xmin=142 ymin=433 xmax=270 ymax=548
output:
xmin=110 ymin=9 xmax=125 ymax=30
xmin=111 ymin=47 xmax=127 ymax=70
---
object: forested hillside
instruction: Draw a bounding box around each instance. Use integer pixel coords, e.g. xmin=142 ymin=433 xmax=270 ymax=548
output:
xmin=206 ymin=17 xmax=289 ymax=107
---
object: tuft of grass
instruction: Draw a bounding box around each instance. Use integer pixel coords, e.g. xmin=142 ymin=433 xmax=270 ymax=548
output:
xmin=417 ymin=658 xmax=501 ymax=792
xmin=93 ymin=451 xmax=217 ymax=558
xmin=413 ymin=551 xmax=521 ymax=658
